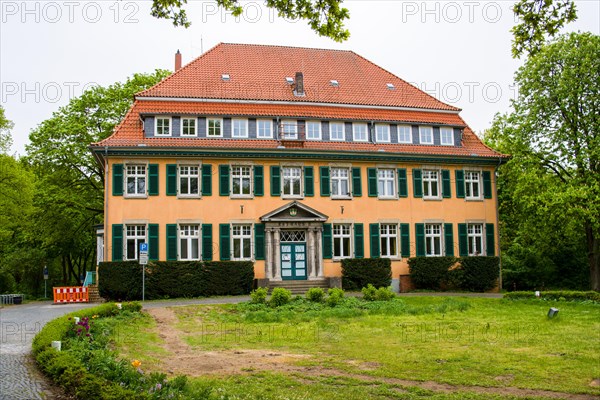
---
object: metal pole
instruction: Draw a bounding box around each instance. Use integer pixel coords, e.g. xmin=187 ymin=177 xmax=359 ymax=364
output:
xmin=142 ymin=263 xmax=145 ymax=302
xmin=44 ymin=280 xmax=47 ymax=299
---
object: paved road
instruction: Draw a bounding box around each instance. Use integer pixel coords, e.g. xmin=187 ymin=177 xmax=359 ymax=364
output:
xmin=0 ymin=302 xmax=96 ymax=400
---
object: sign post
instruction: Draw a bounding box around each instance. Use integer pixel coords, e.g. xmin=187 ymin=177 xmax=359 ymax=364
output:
xmin=43 ymin=266 xmax=49 ymax=299
xmin=139 ymin=243 xmax=149 ymax=302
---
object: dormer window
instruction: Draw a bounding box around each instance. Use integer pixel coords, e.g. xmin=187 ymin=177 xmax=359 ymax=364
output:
xmin=181 ymin=118 xmax=197 ymax=136
xmin=440 ymin=127 xmax=454 ymax=146
xmin=155 ymin=117 xmax=171 ymax=136
xmin=353 ymin=123 xmax=368 ymax=142
xmin=419 ymin=126 xmax=433 ymax=144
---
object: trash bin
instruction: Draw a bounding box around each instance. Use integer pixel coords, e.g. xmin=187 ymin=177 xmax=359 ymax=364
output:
xmin=13 ymin=295 xmax=23 ymax=305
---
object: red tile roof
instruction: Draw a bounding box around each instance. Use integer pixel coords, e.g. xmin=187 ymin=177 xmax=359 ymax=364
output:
xmin=93 ymin=43 xmax=506 ymax=160
xmin=137 ymin=43 xmax=458 ymax=111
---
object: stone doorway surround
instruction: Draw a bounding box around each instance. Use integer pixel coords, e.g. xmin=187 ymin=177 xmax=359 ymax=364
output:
xmin=260 ymin=201 xmax=328 ymax=281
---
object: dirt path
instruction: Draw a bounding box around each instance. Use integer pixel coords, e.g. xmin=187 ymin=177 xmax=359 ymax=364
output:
xmin=147 ymin=306 xmax=598 ymax=400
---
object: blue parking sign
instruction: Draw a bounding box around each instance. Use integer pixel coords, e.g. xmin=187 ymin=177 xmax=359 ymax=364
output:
xmin=139 ymin=243 xmax=149 ymax=253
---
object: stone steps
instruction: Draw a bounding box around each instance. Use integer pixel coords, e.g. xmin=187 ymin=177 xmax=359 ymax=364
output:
xmin=268 ymin=279 xmax=330 ymax=295
xmin=86 ymin=284 xmax=104 ymax=303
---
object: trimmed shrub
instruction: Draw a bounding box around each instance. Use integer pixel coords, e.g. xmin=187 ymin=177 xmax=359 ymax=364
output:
xmin=505 ymin=290 xmax=600 ymax=302
xmin=269 ymin=288 xmax=292 ymax=307
xmin=454 ymin=257 xmax=499 ymax=292
xmin=341 ymin=258 xmax=391 ymax=291
xmin=326 ymin=288 xmax=345 ymax=307
xmin=361 ymin=284 xmax=377 ymax=301
xmin=375 ymin=286 xmax=396 ymax=301
xmin=250 ymin=287 xmax=268 ymax=304
xmin=98 ymin=261 xmax=254 ymax=300
xmin=305 ymin=287 xmax=325 ymax=303
xmin=408 ymin=257 xmax=457 ymax=290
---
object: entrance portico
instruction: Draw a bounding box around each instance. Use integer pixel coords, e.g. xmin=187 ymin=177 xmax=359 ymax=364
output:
xmin=260 ymin=201 xmax=328 ymax=281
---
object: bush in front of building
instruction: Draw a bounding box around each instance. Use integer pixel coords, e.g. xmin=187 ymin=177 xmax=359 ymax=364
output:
xmin=408 ymin=256 xmax=500 ymax=292
xmin=250 ymin=287 xmax=268 ymax=304
xmin=269 ymin=287 xmax=292 ymax=307
xmin=98 ymin=261 xmax=254 ymax=300
xmin=341 ymin=258 xmax=392 ymax=291
xmin=504 ymin=290 xmax=600 ymax=302
xmin=305 ymin=287 xmax=325 ymax=303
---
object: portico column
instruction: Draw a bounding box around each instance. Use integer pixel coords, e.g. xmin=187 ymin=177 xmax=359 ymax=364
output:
xmin=274 ymin=229 xmax=282 ymax=280
xmin=316 ymin=226 xmax=323 ymax=277
xmin=308 ymin=228 xmax=317 ymax=279
xmin=265 ymin=228 xmax=273 ymax=279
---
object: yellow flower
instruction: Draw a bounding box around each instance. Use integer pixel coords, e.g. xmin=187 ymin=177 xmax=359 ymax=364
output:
xmin=131 ymin=360 xmax=141 ymax=368
xmin=92 ymin=315 xmax=98 ymax=319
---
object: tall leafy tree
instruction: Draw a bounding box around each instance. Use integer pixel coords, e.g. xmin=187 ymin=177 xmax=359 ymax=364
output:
xmin=25 ymin=70 xmax=170 ymax=285
xmin=0 ymin=105 xmax=14 ymax=154
xmin=488 ymin=32 xmax=600 ymax=290
xmin=150 ymin=0 xmax=350 ymax=42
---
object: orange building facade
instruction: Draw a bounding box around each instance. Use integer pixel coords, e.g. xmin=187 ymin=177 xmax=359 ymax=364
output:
xmin=92 ymin=43 xmax=507 ymax=291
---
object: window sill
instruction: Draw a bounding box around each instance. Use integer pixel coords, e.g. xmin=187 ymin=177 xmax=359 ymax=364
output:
xmin=177 ymin=195 xmax=202 ymax=199
xmin=230 ymin=195 xmax=254 ymax=200
xmin=282 ymin=195 xmax=304 ymax=200
xmin=382 ymin=256 xmax=401 ymax=260
xmin=423 ymin=196 xmax=442 ymax=201
xmin=331 ymin=196 xmax=353 ymax=200
xmin=124 ymin=195 xmax=148 ymax=199
xmin=377 ymin=196 xmax=398 ymax=201
xmin=465 ymin=197 xmax=483 ymax=202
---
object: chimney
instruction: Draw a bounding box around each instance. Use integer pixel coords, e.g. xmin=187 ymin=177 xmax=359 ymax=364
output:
xmin=175 ymin=50 xmax=182 ymax=72
xmin=294 ymin=72 xmax=304 ymax=96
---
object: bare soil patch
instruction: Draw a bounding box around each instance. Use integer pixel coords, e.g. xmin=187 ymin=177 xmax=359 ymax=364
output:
xmin=147 ymin=307 xmax=598 ymax=400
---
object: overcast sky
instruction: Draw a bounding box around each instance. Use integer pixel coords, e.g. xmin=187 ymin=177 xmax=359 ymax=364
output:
xmin=1 ymin=0 xmax=598 ymax=154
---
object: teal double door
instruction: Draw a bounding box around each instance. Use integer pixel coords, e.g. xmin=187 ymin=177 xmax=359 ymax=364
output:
xmin=280 ymin=242 xmax=307 ymax=280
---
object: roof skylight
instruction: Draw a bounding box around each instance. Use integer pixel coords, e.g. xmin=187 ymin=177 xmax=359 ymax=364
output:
xmin=386 ymin=83 xmax=395 ymax=90
xmin=221 ymin=74 xmax=230 ymax=81
xmin=285 ymin=77 xmax=294 ymax=84
xmin=330 ymin=80 xmax=339 ymax=87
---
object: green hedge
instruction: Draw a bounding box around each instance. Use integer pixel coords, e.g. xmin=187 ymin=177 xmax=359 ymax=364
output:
xmin=341 ymin=258 xmax=391 ymax=291
xmin=408 ymin=256 xmax=500 ymax=292
xmin=504 ymin=290 xmax=600 ymax=302
xmin=98 ymin=261 xmax=254 ymax=301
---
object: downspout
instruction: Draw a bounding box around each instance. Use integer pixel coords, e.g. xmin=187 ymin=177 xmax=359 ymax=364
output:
xmin=104 ymin=146 xmax=109 ymax=265
xmin=494 ymin=156 xmax=502 ymax=290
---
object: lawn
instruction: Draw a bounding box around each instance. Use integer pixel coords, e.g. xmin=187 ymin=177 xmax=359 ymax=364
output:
xmin=114 ymin=296 xmax=600 ymax=399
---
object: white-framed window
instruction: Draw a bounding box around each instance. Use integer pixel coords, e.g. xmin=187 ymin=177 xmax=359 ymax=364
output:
xmin=207 ymin=118 xmax=223 ymax=137
xmin=232 ymin=224 xmax=252 ymax=260
xmin=181 ymin=118 xmax=197 ymax=136
xmin=331 ymin=167 xmax=351 ymax=198
xmin=465 ymin=171 xmax=481 ymax=199
xmin=375 ymin=124 xmax=390 ymax=143
xmin=425 ymin=223 xmax=443 ymax=256
xmin=419 ymin=126 xmax=433 ymax=144
xmin=179 ymin=224 xmax=200 ymax=260
xmin=330 ymin=122 xmax=345 ymax=141
xmin=378 ymin=168 xmax=396 ymax=198
xmin=178 ymin=165 xmax=200 ymax=197
xmin=155 ymin=117 xmax=171 ymax=136
xmin=232 ymin=119 xmax=248 ymax=138
xmin=281 ymin=120 xmax=297 ymax=139
xmin=306 ymin=121 xmax=321 ymax=140
xmin=282 ymin=166 xmax=303 ymax=198
xmin=125 ymin=225 xmax=146 ymax=260
xmin=257 ymin=119 xmax=273 ymax=138
xmin=380 ymin=224 xmax=399 ymax=258
xmin=125 ymin=164 xmax=146 ymax=196
xmin=467 ymin=223 xmax=484 ymax=256
xmin=231 ymin=165 xmax=252 ymax=197
xmin=440 ymin=127 xmax=454 ymax=145
xmin=353 ymin=123 xmax=368 ymax=142
xmin=422 ymin=170 xmax=440 ymax=199
xmin=398 ymin=125 xmax=412 ymax=143
xmin=333 ymin=224 xmax=352 ymax=259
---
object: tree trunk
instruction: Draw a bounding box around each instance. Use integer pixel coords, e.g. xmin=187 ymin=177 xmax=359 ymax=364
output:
xmin=586 ymin=222 xmax=600 ymax=291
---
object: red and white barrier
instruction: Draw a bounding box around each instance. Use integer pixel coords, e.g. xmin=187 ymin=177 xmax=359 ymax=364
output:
xmin=53 ymin=287 xmax=89 ymax=303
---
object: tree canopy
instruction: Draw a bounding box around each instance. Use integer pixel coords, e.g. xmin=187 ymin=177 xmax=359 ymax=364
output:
xmin=150 ymin=0 xmax=350 ymax=42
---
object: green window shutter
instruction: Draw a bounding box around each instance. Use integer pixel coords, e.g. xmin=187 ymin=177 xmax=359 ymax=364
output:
xmin=413 ymin=169 xmax=423 ymax=198
xmin=354 ymin=223 xmax=364 ymax=258
xmin=202 ymin=164 xmax=212 ymax=196
xmin=486 ymin=223 xmax=495 ymax=256
xmin=398 ymin=168 xmax=408 ymax=197
xmin=254 ymin=165 xmax=264 ymax=196
xmin=458 ymin=223 xmax=468 ymax=256
xmin=254 ymin=223 xmax=265 ymax=260
xmin=202 ymin=224 xmax=213 ymax=261
xmin=320 ymin=166 xmax=330 ymax=197
xmin=483 ymin=171 xmax=492 ymax=199
xmin=166 ymin=164 xmax=177 ymax=196
xmin=304 ymin=166 xmax=314 ymax=197
xmin=369 ymin=223 xmax=380 ymax=258
xmin=219 ymin=165 xmax=230 ymax=196
xmin=367 ymin=168 xmax=378 ymax=197
xmin=219 ymin=224 xmax=230 ymax=261
xmin=415 ymin=223 xmax=425 ymax=256
xmin=400 ymin=223 xmax=410 ymax=258
xmin=352 ymin=167 xmax=362 ymax=197
xmin=270 ymin=166 xmax=280 ymax=196
xmin=444 ymin=223 xmax=454 ymax=256
xmin=148 ymin=224 xmax=159 ymax=260
xmin=112 ymin=164 xmax=123 ymax=196
xmin=455 ymin=170 xmax=465 ymax=198
xmin=442 ymin=170 xmax=451 ymax=198
xmin=166 ymin=224 xmax=177 ymax=261
xmin=112 ymin=224 xmax=123 ymax=261
xmin=322 ymin=223 xmax=332 ymax=259
xmin=148 ymin=164 xmax=159 ymax=196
